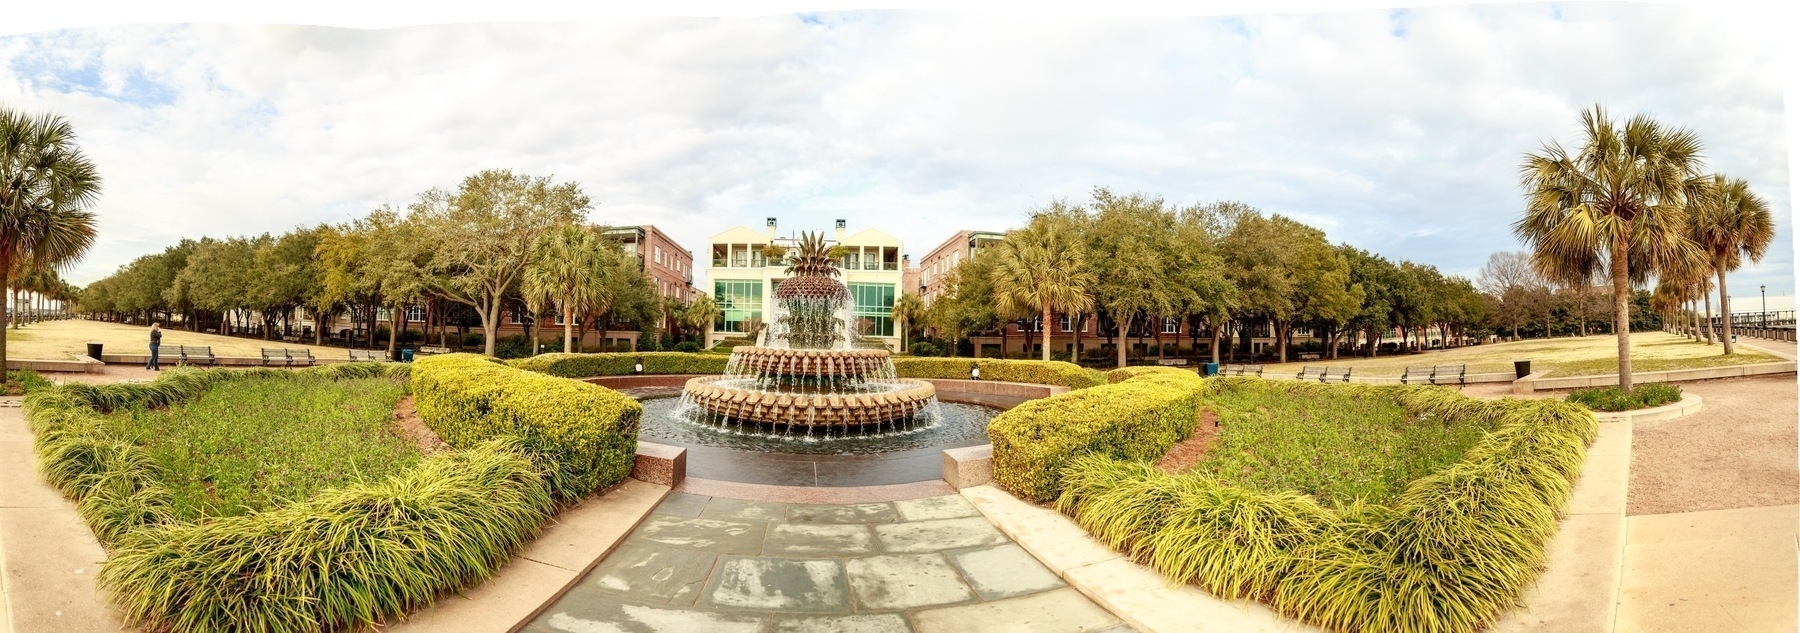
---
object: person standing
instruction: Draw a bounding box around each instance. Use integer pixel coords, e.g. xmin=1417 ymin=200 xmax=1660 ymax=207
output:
xmin=147 ymin=323 xmax=162 ymax=371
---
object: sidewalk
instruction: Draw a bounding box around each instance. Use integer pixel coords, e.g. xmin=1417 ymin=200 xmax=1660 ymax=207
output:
xmin=0 ymin=403 xmax=124 ymax=633
xmin=1617 ymin=505 xmax=1798 ymax=632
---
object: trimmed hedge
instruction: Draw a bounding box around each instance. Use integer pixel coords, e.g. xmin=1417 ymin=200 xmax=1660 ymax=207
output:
xmin=1050 ymin=377 xmax=1600 ymax=633
xmin=508 ymin=351 xmax=728 ymax=378
xmin=891 ymin=357 xmax=1107 ymax=390
xmin=413 ymin=353 xmax=642 ymax=501
xmin=1104 ymin=365 xmax=1195 ymax=383
xmin=25 ymin=358 xmax=639 ymax=633
xmin=988 ymin=370 xmax=1207 ymax=502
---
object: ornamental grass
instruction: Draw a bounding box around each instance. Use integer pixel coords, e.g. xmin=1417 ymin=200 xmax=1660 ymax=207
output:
xmin=24 ymin=358 xmax=638 ymax=633
xmin=1033 ymin=374 xmax=1599 ymax=633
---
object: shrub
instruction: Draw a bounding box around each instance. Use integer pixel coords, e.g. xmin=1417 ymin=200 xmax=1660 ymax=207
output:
xmin=890 ymin=357 xmax=1106 ymax=389
xmin=908 ymin=342 xmax=941 ymax=357
xmin=509 ymin=351 xmax=730 ymax=378
xmin=462 ymin=332 xmax=485 ymax=348
xmin=411 ymin=353 xmax=640 ymax=500
xmin=1566 ymin=383 xmax=1682 ymax=412
xmin=493 ymin=334 xmax=535 ymax=359
xmin=987 ymin=370 xmax=1207 ymax=502
xmin=673 ymin=341 xmax=702 ymax=353
xmin=1048 ymin=378 xmax=1599 ymax=633
xmin=1104 ymin=366 xmax=1194 ymax=383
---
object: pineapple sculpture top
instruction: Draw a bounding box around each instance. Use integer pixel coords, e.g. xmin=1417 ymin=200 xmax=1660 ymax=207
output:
xmin=769 ymin=231 xmax=854 ymax=350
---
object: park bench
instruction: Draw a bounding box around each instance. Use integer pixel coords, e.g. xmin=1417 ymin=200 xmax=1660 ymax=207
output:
xmin=261 ymin=348 xmax=316 ymax=367
xmin=348 ymin=349 xmax=382 ymax=362
xmin=1401 ymin=364 xmax=1466 ymax=386
xmin=1222 ymin=363 xmax=1263 ymax=377
xmin=1322 ymin=366 xmax=1353 ymax=383
xmin=280 ymin=335 xmax=302 ymax=343
xmin=1296 ymin=366 xmax=1327 ymax=381
xmin=174 ymin=345 xmax=216 ymax=366
xmin=416 ymin=345 xmax=450 ymax=356
xmin=1155 ymin=358 xmax=1189 ymax=366
xmin=1297 ymin=352 xmax=1322 ymax=360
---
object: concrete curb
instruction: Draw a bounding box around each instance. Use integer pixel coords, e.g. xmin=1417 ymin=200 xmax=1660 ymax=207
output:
xmin=959 ymin=485 xmax=1317 ymax=632
xmin=1493 ymin=418 xmax=1634 ymax=632
xmin=382 ymin=478 xmax=670 ymax=633
xmin=1592 ymin=393 xmax=1704 ymax=424
xmin=1516 ymin=361 xmax=1796 ymax=392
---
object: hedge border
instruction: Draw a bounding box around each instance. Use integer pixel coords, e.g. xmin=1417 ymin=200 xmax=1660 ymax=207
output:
xmin=509 ymin=351 xmax=1110 ymax=390
xmin=24 ymin=358 xmax=638 ymax=633
xmin=987 ymin=369 xmax=1207 ymax=502
xmin=1043 ymin=376 xmax=1599 ymax=633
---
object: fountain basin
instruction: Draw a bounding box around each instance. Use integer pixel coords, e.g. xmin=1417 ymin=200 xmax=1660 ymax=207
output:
xmin=684 ymin=375 xmax=936 ymax=426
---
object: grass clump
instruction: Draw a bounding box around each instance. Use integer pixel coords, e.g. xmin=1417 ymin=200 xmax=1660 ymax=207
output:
xmin=5 ymin=368 xmax=53 ymax=395
xmin=1198 ymin=382 xmax=1498 ymax=507
xmin=1566 ymin=383 xmax=1682 ymax=411
xmin=99 ymin=374 xmax=414 ymax=520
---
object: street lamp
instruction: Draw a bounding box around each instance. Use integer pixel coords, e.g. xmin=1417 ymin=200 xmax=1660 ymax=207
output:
xmin=969 ymin=363 xmax=980 ymax=380
xmin=633 ymin=358 xmax=644 ymax=375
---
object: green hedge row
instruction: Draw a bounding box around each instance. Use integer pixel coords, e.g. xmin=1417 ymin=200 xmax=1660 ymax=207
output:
xmin=1103 ymin=365 xmax=1196 ymax=383
xmin=987 ymin=369 xmax=1207 ymax=502
xmin=508 ymin=351 xmax=729 ymax=378
xmin=414 ymin=353 xmax=642 ymax=501
xmin=1051 ymin=377 xmax=1600 ymax=633
xmin=507 ymin=350 xmax=1110 ymax=391
xmin=890 ymin=357 xmax=1107 ymax=390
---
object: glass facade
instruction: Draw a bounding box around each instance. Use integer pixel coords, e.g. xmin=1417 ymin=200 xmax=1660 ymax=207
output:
xmin=714 ymin=279 xmax=764 ymax=333
xmin=848 ymin=282 xmax=895 ymax=337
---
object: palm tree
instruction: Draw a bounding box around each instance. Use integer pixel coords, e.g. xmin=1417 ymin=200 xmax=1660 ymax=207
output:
xmin=681 ymin=293 xmax=722 ymax=347
xmin=1516 ymin=105 xmax=1706 ymax=390
xmin=892 ymin=292 xmax=926 ymax=353
xmin=523 ymin=224 xmax=611 ymax=354
xmin=989 ymin=217 xmax=1096 ymax=361
xmin=1688 ymin=174 xmax=1774 ymax=355
xmin=0 ymin=108 xmax=100 ymax=371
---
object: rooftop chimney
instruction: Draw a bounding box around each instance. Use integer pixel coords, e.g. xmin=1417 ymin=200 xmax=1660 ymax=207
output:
xmin=835 ymin=219 xmax=846 ymax=242
xmin=766 ymin=217 xmax=777 ymax=239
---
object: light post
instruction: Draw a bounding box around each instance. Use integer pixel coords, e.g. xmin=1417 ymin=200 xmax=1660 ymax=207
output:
xmin=633 ymin=358 xmax=644 ymax=375
xmin=1761 ymin=284 xmax=1767 ymax=326
xmin=969 ymin=363 xmax=980 ymax=380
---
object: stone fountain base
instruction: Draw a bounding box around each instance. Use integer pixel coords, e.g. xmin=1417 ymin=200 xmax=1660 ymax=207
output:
xmin=683 ymin=375 xmax=937 ymax=426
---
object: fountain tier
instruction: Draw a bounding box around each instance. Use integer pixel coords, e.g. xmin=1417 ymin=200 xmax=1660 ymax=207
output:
xmin=684 ymin=372 xmax=936 ymax=426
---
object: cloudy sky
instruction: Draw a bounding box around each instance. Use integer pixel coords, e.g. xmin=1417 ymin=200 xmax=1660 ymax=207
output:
xmin=0 ymin=3 xmax=1791 ymax=301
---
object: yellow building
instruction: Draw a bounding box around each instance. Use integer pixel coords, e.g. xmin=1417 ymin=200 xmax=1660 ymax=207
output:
xmin=706 ymin=218 xmax=906 ymax=351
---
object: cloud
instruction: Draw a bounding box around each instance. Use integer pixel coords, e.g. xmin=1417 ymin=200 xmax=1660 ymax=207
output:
xmin=0 ymin=5 xmax=1789 ymax=299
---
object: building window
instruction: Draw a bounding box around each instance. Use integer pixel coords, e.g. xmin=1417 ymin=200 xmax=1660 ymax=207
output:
xmin=405 ymin=305 xmax=425 ymax=322
xmin=714 ymin=279 xmax=764 ymax=333
xmin=509 ymin=310 xmax=527 ymax=325
xmin=1059 ymin=314 xmax=1089 ymax=332
xmin=848 ymin=282 xmax=895 ymax=337
xmin=1163 ymin=317 xmax=1179 ymax=334
xmin=654 ymin=245 xmax=663 ymax=266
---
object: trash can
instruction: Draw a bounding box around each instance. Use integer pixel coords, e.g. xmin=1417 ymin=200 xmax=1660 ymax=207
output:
xmin=401 ymin=348 xmax=415 ymax=362
xmin=86 ymin=342 xmax=104 ymax=359
xmin=1514 ymin=360 xmax=1532 ymax=379
xmin=1201 ymin=362 xmax=1219 ymax=377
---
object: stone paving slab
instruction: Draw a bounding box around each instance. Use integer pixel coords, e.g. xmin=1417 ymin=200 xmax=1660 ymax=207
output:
xmin=845 ymin=554 xmax=974 ymax=610
xmin=910 ymin=587 xmax=1122 ymax=633
xmin=536 ymin=492 xmax=1136 ymax=633
xmin=873 ymin=517 xmax=1009 ymax=552
xmin=1617 ymin=505 xmax=1798 ymax=633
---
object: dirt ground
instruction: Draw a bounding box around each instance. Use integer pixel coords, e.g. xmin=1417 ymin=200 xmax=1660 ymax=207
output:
xmin=3 ymin=318 xmax=349 ymax=360
xmin=1257 ymin=332 xmax=1778 ymax=378
xmin=1627 ymin=375 xmax=1800 ymax=516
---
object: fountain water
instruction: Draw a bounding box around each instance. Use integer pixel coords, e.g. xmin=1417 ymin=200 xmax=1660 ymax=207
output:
xmin=677 ymin=231 xmax=937 ymax=434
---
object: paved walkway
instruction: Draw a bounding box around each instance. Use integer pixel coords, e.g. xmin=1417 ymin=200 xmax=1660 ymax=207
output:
xmin=0 ymin=403 xmax=124 ymax=633
xmin=1617 ymin=504 xmax=1798 ymax=632
xmin=527 ymin=492 xmax=1133 ymax=633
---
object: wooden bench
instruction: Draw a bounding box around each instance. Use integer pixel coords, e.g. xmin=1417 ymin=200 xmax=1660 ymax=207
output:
xmin=1297 ymin=366 xmax=1327 ymax=381
xmin=1322 ymin=366 xmax=1353 ymax=383
xmin=1222 ymin=363 xmax=1263 ymax=377
xmin=348 ymin=349 xmax=382 ymax=362
xmin=1155 ymin=358 xmax=1189 ymax=366
xmin=1402 ymin=364 xmax=1466 ymax=386
xmin=262 ymin=348 xmax=316 ymax=367
xmin=1297 ymin=352 xmax=1322 ymax=361
xmin=416 ymin=345 xmax=450 ymax=356
xmin=174 ymin=345 xmax=215 ymax=366
xmin=1430 ymin=364 xmax=1466 ymax=386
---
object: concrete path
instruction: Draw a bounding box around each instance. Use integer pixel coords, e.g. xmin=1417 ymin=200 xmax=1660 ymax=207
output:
xmin=527 ymin=492 xmax=1132 ymax=633
xmin=1736 ymin=337 xmax=1797 ymax=361
xmin=0 ymin=403 xmax=125 ymax=633
xmin=1493 ymin=418 xmax=1632 ymax=632
xmin=1616 ymin=504 xmax=1798 ymax=632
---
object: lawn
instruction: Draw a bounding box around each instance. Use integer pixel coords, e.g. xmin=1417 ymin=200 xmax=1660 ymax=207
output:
xmin=3 ymin=318 xmax=350 ymax=360
xmin=99 ymin=373 xmax=417 ymax=519
xmin=1193 ymin=384 xmax=1498 ymax=506
xmin=1258 ymin=331 xmax=1778 ymax=377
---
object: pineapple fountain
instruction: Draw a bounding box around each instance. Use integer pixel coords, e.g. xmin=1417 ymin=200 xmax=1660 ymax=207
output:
xmin=678 ymin=232 xmax=938 ymax=435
